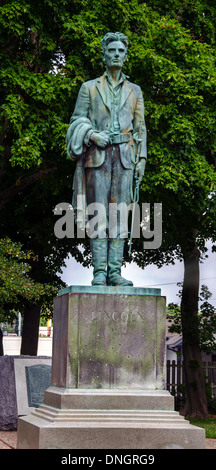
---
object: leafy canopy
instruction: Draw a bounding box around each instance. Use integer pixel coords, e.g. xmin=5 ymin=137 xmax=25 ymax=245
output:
xmin=0 ymin=0 xmax=215 ymax=286
xmin=0 ymin=238 xmax=56 ymax=320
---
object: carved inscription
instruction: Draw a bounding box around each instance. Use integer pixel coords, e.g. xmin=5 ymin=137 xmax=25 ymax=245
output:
xmin=91 ymin=308 xmax=139 ymax=334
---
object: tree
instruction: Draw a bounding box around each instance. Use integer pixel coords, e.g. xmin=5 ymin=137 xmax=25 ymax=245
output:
xmin=102 ymin=2 xmax=216 ymax=417
xmin=0 ymin=165 xmax=90 ymax=354
xmin=1 ymin=0 xmax=215 ymax=415
xmin=0 ymin=237 xmax=56 ymax=354
xmin=0 ymin=237 xmax=55 ymax=314
xmin=0 ymin=0 xmax=89 ymax=354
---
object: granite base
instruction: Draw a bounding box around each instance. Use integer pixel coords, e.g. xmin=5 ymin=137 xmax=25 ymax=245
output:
xmin=17 ymin=287 xmax=205 ymax=449
xmin=17 ymin=388 xmax=205 ymax=449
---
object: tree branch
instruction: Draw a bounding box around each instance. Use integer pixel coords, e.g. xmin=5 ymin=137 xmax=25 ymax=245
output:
xmin=0 ymin=167 xmax=57 ymax=210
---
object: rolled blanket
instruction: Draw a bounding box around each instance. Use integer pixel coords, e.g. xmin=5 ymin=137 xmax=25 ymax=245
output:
xmin=66 ymin=117 xmax=93 ymax=159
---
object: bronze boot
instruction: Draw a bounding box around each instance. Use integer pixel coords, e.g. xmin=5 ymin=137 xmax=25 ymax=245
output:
xmin=107 ymin=239 xmax=133 ymax=286
xmin=90 ymin=239 xmax=108 ymax=285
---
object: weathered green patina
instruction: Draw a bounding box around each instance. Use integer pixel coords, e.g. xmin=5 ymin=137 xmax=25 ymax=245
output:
xmin=52 ymin=291 xmax=166 ymax=390
xmin=66 ymin=32 xmax=147 ymax=286
xmin=58 ymin=285 xmax=161 ymax=296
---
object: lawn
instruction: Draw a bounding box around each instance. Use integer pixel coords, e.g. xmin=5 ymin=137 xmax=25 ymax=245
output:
xmin=188 ymin=417 xmax=216 ymax=438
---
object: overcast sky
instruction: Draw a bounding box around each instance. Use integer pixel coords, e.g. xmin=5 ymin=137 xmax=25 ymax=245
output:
xmin=60 ymin=241 xmax=216 ymax=308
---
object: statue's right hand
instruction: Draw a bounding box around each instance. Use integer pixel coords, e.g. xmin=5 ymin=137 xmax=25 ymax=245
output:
xmin=90 ymin=131 xmax=110 ymax=148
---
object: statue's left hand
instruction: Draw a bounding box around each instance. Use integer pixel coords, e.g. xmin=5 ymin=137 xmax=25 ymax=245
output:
xmin=136 ymin=159 xmax=146 ymax=183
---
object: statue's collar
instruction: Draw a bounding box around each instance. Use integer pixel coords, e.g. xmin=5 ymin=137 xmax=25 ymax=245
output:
xmin=96 ymin=73 xmax=133 ymax=111
xmin=103 ymin=71 xmax=129 ymax=85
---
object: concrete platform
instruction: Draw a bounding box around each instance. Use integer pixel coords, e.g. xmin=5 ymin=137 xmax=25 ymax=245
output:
xmin=2 ymin=431 xmax=215 ymax=450
xmin=17 ymin=389 xmax=205 ymax=449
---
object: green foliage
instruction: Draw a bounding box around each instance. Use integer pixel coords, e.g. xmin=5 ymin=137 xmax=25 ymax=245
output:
xmin=167 ymin=302 xmax=182 ymax=334
xmin=168 ymin=285 xmax=216 ymax=354
xmin=0 ymin=0 xmax=216 ymax=317
xmin=146 ymin=0 xmax=216 ymax=46
xmin=0 ymin=238 xmax=57 ymax=320
xmin=199 ymin=285 xmax=216 ymax=355
xmin=1 ymin=0 xmax=215 ymax=217
xmin=0 ymin=0 xmax=77 ymax=176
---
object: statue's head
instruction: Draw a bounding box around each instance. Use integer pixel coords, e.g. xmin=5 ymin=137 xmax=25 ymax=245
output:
xmin=101 ymin=32 xmax=128 ymax=69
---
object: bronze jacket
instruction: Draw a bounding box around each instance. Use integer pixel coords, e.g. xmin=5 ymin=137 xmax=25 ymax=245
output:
xmin=66 ymin=73 xmax=147 ymax=170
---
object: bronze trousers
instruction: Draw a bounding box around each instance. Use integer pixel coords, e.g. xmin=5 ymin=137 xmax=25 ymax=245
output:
xmin=85 ymin=144 xmax=133 ymax=239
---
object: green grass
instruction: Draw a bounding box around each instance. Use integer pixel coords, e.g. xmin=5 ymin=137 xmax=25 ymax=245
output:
xmin=187 ymin=417 xmax=216 ymax=438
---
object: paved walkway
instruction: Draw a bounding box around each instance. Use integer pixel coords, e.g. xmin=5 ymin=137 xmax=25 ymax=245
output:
xmin=206 ymin=439 xmax=216 ymax=449
xmin=0 ymin=431 xmax=17 ymax=449
xmin=0 ymin=431 xmax=216 ymax=449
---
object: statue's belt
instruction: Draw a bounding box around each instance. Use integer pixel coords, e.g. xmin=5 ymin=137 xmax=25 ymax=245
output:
xmin=109 ymin=133 xmax=131 ymax=145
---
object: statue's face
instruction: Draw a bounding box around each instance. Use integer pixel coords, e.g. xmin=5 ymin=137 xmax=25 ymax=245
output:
xmin=103 ymin=40 xmax=127 ymax=69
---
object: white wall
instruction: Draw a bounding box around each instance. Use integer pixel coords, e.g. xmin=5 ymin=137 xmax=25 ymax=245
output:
xmin=166 ymin=348 xmax=178 ymax=362
xmin=3 ymin=336 xmax=53 ymax=356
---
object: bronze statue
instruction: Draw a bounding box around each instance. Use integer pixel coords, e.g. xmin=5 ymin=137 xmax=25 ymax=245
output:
xmin=66 ymin=32 xmax=147 ymax=286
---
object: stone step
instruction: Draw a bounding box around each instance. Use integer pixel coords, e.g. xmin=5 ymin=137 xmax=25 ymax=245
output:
xmin=18 ymin=411 xmax=205 ymax=449
xmin=44 ymin=387 xmax=174 ymax=410
xmin=32 ymin=405 xmax=187 ymax=425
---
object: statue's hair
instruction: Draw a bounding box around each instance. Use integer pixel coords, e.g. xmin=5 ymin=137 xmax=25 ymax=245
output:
xmin=101 ymin=32 xmax=128 ymax=57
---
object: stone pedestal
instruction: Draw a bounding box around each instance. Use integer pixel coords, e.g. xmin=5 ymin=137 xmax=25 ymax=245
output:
xmin=17 ymin=286 xmax=206 ymax=449
xmin=51 ymin=286 xmax=166 ymax=390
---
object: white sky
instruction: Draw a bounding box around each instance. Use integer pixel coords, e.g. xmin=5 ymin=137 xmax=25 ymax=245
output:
xmin=60 ymin=241 xmax=216 ymax=308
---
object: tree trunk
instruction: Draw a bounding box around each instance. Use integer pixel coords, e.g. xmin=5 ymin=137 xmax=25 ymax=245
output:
xmin=20 ymin=301 xmax=42 ymax=356
xmin=180 ymin=240 xmax=208 ymax=417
